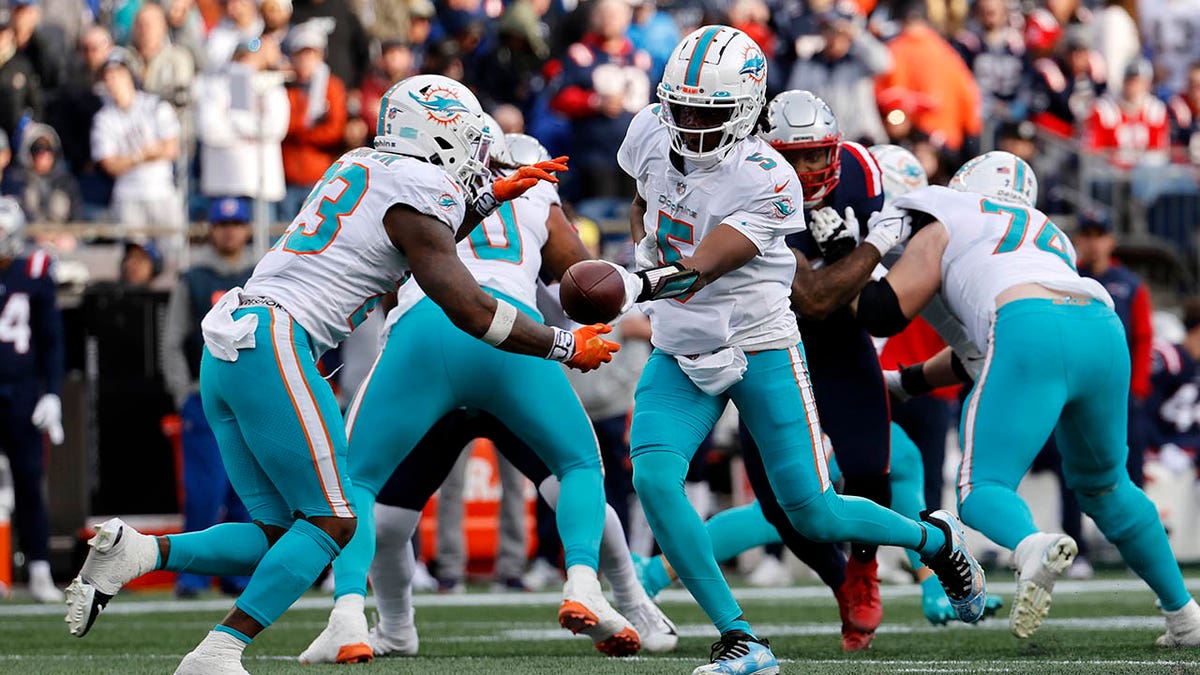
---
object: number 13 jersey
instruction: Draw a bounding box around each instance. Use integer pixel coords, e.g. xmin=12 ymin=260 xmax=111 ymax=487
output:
xmin=245 ymin=148 xmax=468 ymax=355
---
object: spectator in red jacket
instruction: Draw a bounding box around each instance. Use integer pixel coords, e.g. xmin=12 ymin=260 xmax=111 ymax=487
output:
xmin=280 ymin=21 xmax=346 ymax=220
xmin=1084 ymin=59 xmax=1169 ymax=168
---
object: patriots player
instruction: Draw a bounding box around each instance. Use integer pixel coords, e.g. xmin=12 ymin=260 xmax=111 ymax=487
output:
xmin=298 ymin=130 xmax=670 ymax=662
xmin=0 ymin=198 xmax=64 ymax=604
xmin=860 ymin=150 xmax=1200 ymax=646
xmin=64 ymin=75 xmax=618 ymax=675
xmin=599 ymin=27 xmax=987 ymax=675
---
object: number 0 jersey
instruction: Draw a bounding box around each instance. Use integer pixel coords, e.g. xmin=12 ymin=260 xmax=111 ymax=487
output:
xmin=617 ymin=105 xmax=807 ymax=356
xmin=386 ymin=180 xmax=560 ymax=326
xmin=245 ymin=148 xmax=467 ymax=355
xmin=893 ymin=185 xmax=1112 ymax=353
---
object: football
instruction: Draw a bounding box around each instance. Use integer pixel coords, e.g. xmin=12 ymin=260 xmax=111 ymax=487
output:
xmin=560 ymin=260 xmax=626 ymax=325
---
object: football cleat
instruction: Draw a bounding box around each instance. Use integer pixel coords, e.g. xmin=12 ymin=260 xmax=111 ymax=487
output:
xmin=1010 ymin=532 xmax=1077 ymax=638
xmin=1157 ymin=599 xmax=1200 ymax=647
xmin=29 ymin=564 xmax=64 ymax=604
xmin=368 ymin=609 xmax=420 ymax=657
xmin=920 ymin=576 xmax=1004 ymax=626
xmin=920 ymin=510 xmax=988 ymax=624
xmin=693 ymin=630 xmax=779 ymax=675
xmin=65 ymin=518 xmax=159 ymax=637
xmin=558 ymin=575 xmax=641 ymax=656
xmin=840 ymin=557 xmax=883 ymax=632
xmin=622 ymin=599 xmax=678 ymax=653
xmin=298 ymin=606 xmax=373 ymax=664
xmin=174 ymin=632 xmax=251 ymax=675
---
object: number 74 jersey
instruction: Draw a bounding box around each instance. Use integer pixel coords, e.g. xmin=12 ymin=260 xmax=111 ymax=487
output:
xmin=245 ymin=148 xmax=468 ymax=356
xmin=892 ymin=185 xmax=1113 ymax=353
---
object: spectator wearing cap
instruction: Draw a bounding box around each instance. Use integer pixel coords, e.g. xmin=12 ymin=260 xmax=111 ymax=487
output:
xmin=162 ymin=196 xmax=255 ymax=598
xmin=1147 ymin=298 xmax=1200 ymax=492
xmin=120 ymin=239 xmax=165 ymax=287
xmin=206 ymin=0 xmax=264 ymax=73
xmin=352 ymin=38 xmax=414 ymax=149
xmin=952 ymin=0 xmax=1031 ymax=122
xmin=545 ymin=0 xmax=652 ymax=199
xmin=1167 ymin=62 xmax=1200 ymax=164
xmin=290 ymin=0 xmax=370 ymax=89
xmin=1029 ymin=24 xmax=1106 ymax=138
xmin=5 ymin=122 xmax=81 ymax=224
xmin=195 ymin=38 xmax=289 ymax=212
xmin=280 ymin=22 xmax=346 ymax=218
xmin=0 ymin=15 xmax=43 ymax=143
xmin=9 ymin=0 xmax=62 ymax=93
xmin=1084 ymin=59 xmax=1169 ymax=168
xmin=786 ymin=2 xmax=891 ymax=145
xmin=91 ymin=50 xmax=184 ymax=236
xmin=874 ymin=0 xmax=980 ymax=154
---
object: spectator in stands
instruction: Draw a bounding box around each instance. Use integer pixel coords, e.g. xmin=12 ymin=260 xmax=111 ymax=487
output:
xmin=206 ymin=0 xmax=264 ymax=72
xmin=10 ymin=0 xmax=61 ymax=93
xmin=547 ymin=0 xmax=652 ymax=199
xmin=786 ymin=4 xmax=891 ymax=145
xmin=1092 ymin=0 xmax=1139 ymax=92
xmin=1084 ymin=59 xmax=1170 ymax=168
xmin=196 ymin=39 xmax=289 ymax=213
xmin=352 ymin=39 xmax=414 ymax=149
xmin=6 ymin=123 xmax=81 ymax=224
xmin=291 ymin=0 xmax=370 ymax=89
xmin=728 ymin=0 xmax=775 ymax=70
xmin=468 ymin=0 xmax=551 ymax=110
xmin=91 ymin=50 xmax=184 ymax=236
xmin=875 ymin=0 xmax=981 ymax=155
xmin=406 ymin=0 xmax=436 ymax=65
xmin=1148 ymin=298 xmax=1200 ymax=482
xmin=0 ymin=130 xmax=10 ymax=193
xmin=1168 ymin=62 xmax=1200 ymax=163
xmin=162 ymin=197 xmax=256 ymax=598
xmin=280 ymin=22 xmax=346 ymax=218
xmin=953 ymin=0 xmax=1030 ymax=123
xmin=626 ymin=0 xmax=678 ymax=82
xmin=1138 ymin=0 xmax=1200 ymax=95
xmin=0 ymin=15 xmax=42 ymax=144
xmin=1029 ymin=25 xmax=1106 ymax=138
xmin=47 ymin=25 xmax=111 ymax=219
xmin=164 ymin=0 xmax=207 ymax=69
xmin=493 ymin=103 xmax=524 ymax=134
xmin=130 ymin=3 xmax=196 ymax=112
xmin=260 ymin=0 xmax=292 ymax=47
xmin=119 ymin=240 xmax=164 ymax=287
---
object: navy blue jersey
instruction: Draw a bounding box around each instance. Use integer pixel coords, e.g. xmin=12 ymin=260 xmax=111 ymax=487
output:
xmin=0 ymin=251 xmax=64 ymax=394
xmin=953 ymin=27 xmax=1031 ymax=105
xmin=1149 ymin=339 xmax=1200 ymax=450
xmin=787 ymin=142 xmax=884 ymax=262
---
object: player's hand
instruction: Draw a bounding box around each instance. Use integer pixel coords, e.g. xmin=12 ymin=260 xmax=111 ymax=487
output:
xmin=597 ymin=260 xmax=644 ymax=313
xmin=31 ymin=393 xmax=64 ymax=445
xmin=492 ymin=156 xmax=570 ymax=202
xmin=810 ymin=206 xmax=859 ymax=262
xmin=864 ymin=205 xmax=912 ymax=257
xmin=566 ymin=323 xmax=620 ymax=372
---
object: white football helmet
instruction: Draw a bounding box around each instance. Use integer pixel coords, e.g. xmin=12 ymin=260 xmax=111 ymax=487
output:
xmin=761 ymin=90 xmax=841 ymax=207
xmin=658 ymin=25 xmax=767 ymax=166
xmin=869 ymin=144 xmax=928 ymax=201
xmin=505 ymin=133 xmax=551 ymax=166
xmin=375 ymin=74 xmax=494 ymax=195
xmin=482 ymin=113 xmax=512 ymax=169
xmin=949 ymin=150 xmax=1038 ymax=208
xmin=0 ymin=197 xmax=25 ymax=259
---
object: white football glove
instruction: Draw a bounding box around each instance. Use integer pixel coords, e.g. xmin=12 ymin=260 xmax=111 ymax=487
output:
xmin=810 ymin=206 xmax=860 ymax=259
xmin=598 ymin=260 xmax=643 ymax=314
xmin=31 ymin=393 xmax=64 ymax=445
xmin=634 ymin=236 xmax=659 ymax=271
xmin=864 ymin=205 xmax=913 ymax=257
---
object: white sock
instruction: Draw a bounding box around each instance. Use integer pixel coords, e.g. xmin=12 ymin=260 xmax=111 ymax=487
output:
xmin=333 ymin=593 xmax=365 ymax=615
xmin=201 ymin=629 xmax=248 ymax=655
xmin=28 ymin=560 xmax=52 ymax=581
xmin=371 ymin=505 xmax=421 ymax=630
xmin=566 ymin=564 xmax=599 ymax=591
xmin=597 ymin=504 xmax=648 ymax=610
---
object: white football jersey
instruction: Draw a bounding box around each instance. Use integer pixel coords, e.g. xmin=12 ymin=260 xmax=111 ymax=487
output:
xmin=893 ymin=185 xmax=1113 ymax=353
xmin=385 ymin=180 xmax=560 ymax=327
xmin=618 ymin=105 xmax=806 ymax=356
xmin=245 ymin=148 xmax=467 ymax=355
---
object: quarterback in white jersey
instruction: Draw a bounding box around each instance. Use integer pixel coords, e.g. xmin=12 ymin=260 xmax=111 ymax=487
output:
xmin=64 ymin=75 xmax=618 ymax=674
xmin=591 ymin=26 xmax=988 ymax=675
xmin=859 ymin=150 xmax=1200 ymax=647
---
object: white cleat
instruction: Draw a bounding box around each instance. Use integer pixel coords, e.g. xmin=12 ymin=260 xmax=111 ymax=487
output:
xmin=65 ymin=518 xmax=159 ymax=637
xmin=622 ymin=599 xmax=678 ymax=653
xmin=1010 ymin=532 xmax=1077 ymax=639
xmin=298 ymin=607 xmax=373 ymax=664
xmin=521 ymin=557 xmax=563 ymax=591
xmin=558 ymin=575 xmax=641 ymax=657
xmin=175 ymin=631 xmax=251 ymax=674
xmin=745 ymin=555 xmax=792 ymax=588
xmin=1157 ymin=599 xmax=1200 ymax=647
xmin=368 ymin=610 xmax=420 ymax=657
xmin=29 ymin=565 xmax=64 ymax=604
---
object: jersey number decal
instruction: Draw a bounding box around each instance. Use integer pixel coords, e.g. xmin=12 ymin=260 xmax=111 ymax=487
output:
xmin=280 ymin=162 xmax=370 ymax=255
xmin=983 ymin=199 xmax=1075 ymax=269
xmin=746 ymin=152 xmax=777 ymax=170
xmin=656 ymin=211 xmax=696 ymax=303
xmin=0 ymin=293 xmax=31 ymax=354
xmin=468 ymin=201 xmax=523 ymax=264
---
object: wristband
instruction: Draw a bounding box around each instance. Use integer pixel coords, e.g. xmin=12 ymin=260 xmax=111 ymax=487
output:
xmin=482 ymin=299 xmax=517 ymax=346
xmin=473 ymin=185 xmax=500 ymax=218
xmin=547 ymin=327 xmax=575 ymax=362
xmin=950 ymin=352 xmax=972 ymax=384
xmin=898 ymin=363 xmax=935 ymax=397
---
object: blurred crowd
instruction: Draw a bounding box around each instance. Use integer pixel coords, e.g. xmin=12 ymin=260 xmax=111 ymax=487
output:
xmin=0 ymin=0 xmax=1197 ymax=237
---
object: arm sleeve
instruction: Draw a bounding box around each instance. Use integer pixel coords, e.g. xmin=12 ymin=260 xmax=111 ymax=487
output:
xmin=161 ymin=280 xmax=195 ymax=408
xmin=1129 ymin=282 xmax=1154 ymax=400
xmin=33 ymin=277 xmax=64 ymax=397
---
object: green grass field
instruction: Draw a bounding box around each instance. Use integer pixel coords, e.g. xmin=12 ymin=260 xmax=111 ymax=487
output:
xmin=5 ymin=576 xmax=1200 ymax=674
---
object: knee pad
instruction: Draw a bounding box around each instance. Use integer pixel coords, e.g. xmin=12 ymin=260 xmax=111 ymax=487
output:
xmin=631 ymin=453 xmax=686 ymax=505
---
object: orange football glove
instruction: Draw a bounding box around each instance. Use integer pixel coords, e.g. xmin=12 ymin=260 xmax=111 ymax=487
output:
xmin=492 ymin=156 xmax=570 ymax=202
xmin=566 ymin=323 xmax=620 ymax=372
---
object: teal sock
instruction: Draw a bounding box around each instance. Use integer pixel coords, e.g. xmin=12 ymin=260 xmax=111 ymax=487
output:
xmin=235 ymin=519 xmax=341 ymax=629
xmin=887 ymin=424 xmax=929 ymax=570
xmin=1079 ymin=479 xmax=1191 ymax=611
xmin=787 ymin=489 xmax=935 ymax=555
xmin=632 ymin=452 xmax=744 ymax=633
xmin=163 ymin=523 xmax=270 ymax=576
xmin=214 ymin=624 xmax=253 ymax=644
xmin=705 ymin=502 xmax=783 ymax=562
xmin=959 ymin=483 xmax=1038 ymax=551
xmin=725 ymin=619 xmax=755 ymax=638
xmin=332 ymin=485 xmax=377 ymax=599
xmin=918 ymin=523 xmax=947 ymax=558
xmin=556 ymin=467 xmax=604 ymax=570
xmin=640 ymin=555 xmax=673 ymax=597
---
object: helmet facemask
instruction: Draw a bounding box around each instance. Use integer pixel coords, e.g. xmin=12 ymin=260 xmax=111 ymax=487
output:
xmin=658 ymin=84 xmax=761 ymax=167
xmin=776 ymin=139 xmax=841 ymax=208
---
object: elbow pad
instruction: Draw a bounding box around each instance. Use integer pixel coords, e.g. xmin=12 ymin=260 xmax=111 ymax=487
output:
xmin=857 ymin=278 xmax=910 ymax=337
